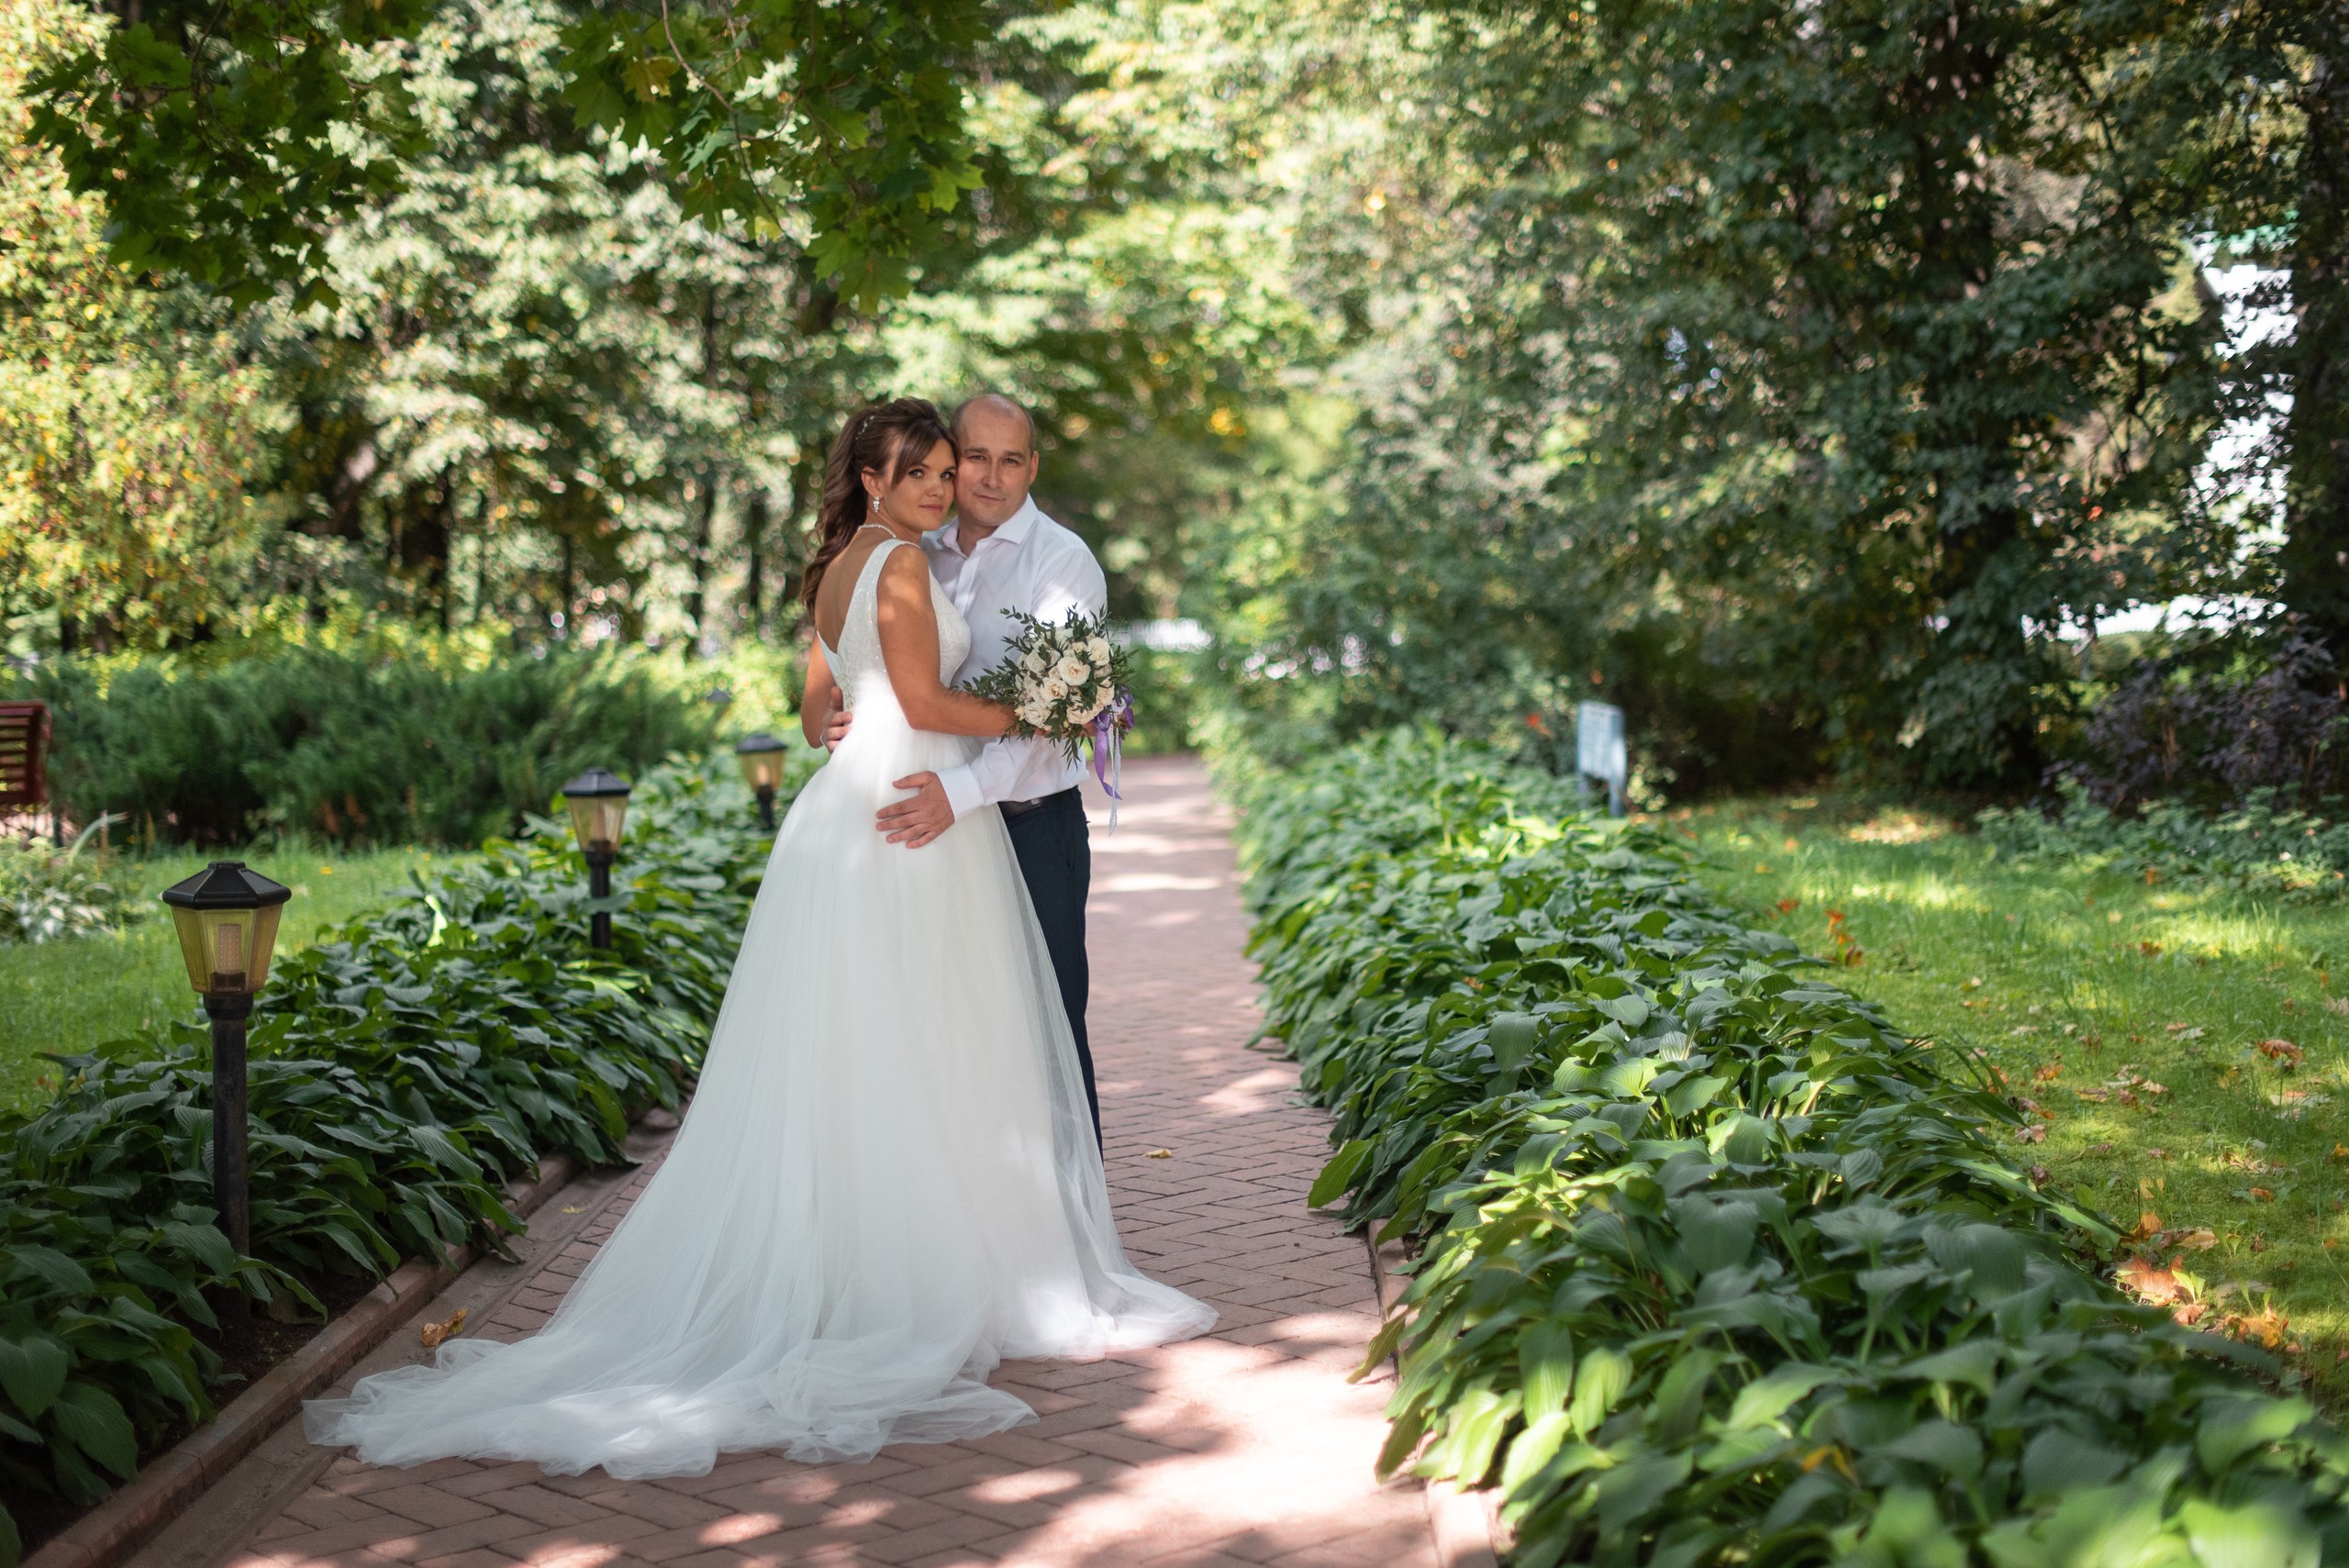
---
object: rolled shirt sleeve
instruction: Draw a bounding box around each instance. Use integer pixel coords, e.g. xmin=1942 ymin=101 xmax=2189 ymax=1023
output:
xmin=932 ymin=526 xmax=1108 ymax=817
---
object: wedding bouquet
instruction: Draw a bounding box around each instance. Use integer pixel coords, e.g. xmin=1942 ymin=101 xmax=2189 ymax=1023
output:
xmin=966 ymin=609 xmax=1135 ymax=821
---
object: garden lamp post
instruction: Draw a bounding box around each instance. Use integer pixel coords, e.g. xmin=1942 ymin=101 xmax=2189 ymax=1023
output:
xmin=735 ymin=733 xmax=787 ymax=830
xmin=562 ymin=768 xmax=631 ymax=950
xmin=161 ymin=860 xmax=292 ymax=1319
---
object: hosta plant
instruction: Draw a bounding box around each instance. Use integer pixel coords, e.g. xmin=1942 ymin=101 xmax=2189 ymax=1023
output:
xmin=1242 ymin=730 xmax=2349 ymax=1568
xmin=0 ymin=748 xmax=813 ymax=1557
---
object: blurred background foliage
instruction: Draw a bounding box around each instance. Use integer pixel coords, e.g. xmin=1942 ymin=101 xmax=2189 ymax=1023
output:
xmin=1 ymin=0 xmax=2343 ymax=827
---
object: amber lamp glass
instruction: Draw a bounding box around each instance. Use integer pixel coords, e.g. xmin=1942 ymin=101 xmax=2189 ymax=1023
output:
xmin=562 ymin=768 xmax=632 ymax=851
xmin=734 ymin=733 xmax=787 ymax=793
xmin=161 ymin=861 xmax=293 ymax=996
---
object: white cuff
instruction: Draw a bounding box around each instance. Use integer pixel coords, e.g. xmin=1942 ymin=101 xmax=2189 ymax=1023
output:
xmin=938 ymin=765 xmax=984 ymax=823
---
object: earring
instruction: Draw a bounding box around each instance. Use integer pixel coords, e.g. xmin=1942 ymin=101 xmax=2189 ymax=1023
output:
xmin=869 ymin=495 xmax=878 ymax=512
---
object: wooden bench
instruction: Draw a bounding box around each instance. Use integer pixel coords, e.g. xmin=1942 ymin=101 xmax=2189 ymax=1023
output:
xmin=0 ymin=699 xmax=51 ymax=812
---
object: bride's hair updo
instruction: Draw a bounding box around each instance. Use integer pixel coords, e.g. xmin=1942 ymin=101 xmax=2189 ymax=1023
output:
xmin=799 ymin=397 xmax=955 ymax=611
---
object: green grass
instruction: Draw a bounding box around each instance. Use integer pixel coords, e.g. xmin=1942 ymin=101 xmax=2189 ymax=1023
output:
xmin=0 ymin=847 xmax=472 ymax=1117
xmin=1674 ymin=792 xmax=2349 ymax=1402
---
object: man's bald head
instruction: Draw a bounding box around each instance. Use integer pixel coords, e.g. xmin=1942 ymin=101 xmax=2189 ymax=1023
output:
xmin=951 ymin=392 xmax=1040 ymax=538
xmin=952 ymin=392 xmax=1036 ymax=450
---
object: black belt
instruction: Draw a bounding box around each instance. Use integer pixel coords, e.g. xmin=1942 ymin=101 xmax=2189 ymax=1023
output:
xmin=1000 ymin=787 xmax=1078 ymax=819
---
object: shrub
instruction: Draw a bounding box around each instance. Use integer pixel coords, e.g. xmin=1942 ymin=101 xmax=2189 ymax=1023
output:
xmin=0 ymin=825 xmax=139 ymax=945
xmin=1978 ymin=781 xmax=2349 ymax=902
xmin=0 ymin=747 xmax=810 ymax=1554
xmin=4 ymin=637 xmax=738 ymax=847
xmin=2063 ymin=629 xmax=2349 ymax=814
xmin=1241 ymin=730 xmax=2349 ymax=1567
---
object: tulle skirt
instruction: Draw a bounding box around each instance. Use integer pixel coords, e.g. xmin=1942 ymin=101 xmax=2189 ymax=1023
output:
xmin=302 ymin=717 xmax=1214 ymax=1479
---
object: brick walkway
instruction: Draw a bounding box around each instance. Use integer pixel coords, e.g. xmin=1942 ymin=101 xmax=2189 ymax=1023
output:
xmin=223 ymin=757 xmax=1439 ymax=1568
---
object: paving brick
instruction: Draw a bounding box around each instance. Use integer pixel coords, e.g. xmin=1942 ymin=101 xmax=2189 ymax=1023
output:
xmin=223 ymin=759 xmax=1442 ymax=1568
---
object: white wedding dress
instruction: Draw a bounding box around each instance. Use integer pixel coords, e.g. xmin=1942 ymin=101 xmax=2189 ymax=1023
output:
xmin=303 ymin=537 xmax=1214 ymax=1478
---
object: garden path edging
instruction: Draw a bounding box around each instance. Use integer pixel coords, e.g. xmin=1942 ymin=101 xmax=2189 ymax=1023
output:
xmin=1370 ymin=1234 xmax=1507 ymax=1568
xmin=26 ymin=1144 xmax=599 ymax=1568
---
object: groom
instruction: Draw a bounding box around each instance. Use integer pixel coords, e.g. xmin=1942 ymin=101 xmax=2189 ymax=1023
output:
xmin=828 ymin=392 xmax=1108 ymax=1148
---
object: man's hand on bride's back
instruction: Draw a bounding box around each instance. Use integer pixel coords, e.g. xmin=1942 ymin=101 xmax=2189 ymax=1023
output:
xmin=879 ymin=772 xmax=955 ymax=848
xmin=824 ymin=690 xmax=852 ymax=753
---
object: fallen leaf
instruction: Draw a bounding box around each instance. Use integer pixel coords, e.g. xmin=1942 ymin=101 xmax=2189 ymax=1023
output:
xmin=2326 ymin=996 xmax=2349 ymax=1017
xmin=2029 ymin=1164 xmax=2049 ymax=1184
xmin=420 ymin=1307 xmax=467 ymax=1349
xmin=2250 ymin=1187 xmax=2276 ymax=1202
xmin=561 ymin=1206 xmax=586 ymax=1215
xmin=1776 ymin=898 xmax=1798 ymax=914
xmin=2033 ymin=1062 xmax=2063 ymax=1083
xmin=2258 ymin=1038 xmax=2307 ymax=1069
xmin=2076 ymin=1086 xmax=2110 ymax=1104
xmin=2124 ymin=1210 xmax=2163 ymax=1244
xmin=2117 ymin=1257 xmax=2182 ymax=1304
xmin=2016 ymin=1124 xmax=2046 ymax=1144
xmin=2230 ymin=1305 xmax=2291 ymax=1349
xmin=1146 ymin=1149 xmax=1174 ymax=1159
xmin=2147 ymin=1148 xmax=2170 ymax=1160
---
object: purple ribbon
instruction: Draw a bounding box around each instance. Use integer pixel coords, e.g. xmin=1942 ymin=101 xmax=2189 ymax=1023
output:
xmin=1090 ymin=691 xmax=1133 ymax=828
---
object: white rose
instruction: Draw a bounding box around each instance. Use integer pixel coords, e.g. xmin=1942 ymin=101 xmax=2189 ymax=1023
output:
xmin=1054 ymin=654 xmax=1090 ymax=684
xmin=1041 ymin=677 xmax=1069 ymax=702
xmin=1021 ymin=700 xmax=1052 ymax=728
xmin=1087 ymin=637 xmax=1112 ymax=663
xmin=1076 ymin=688 xmax=1113 ymax=724
xmin=1022 ymin=651 xmax=1050 ymax=675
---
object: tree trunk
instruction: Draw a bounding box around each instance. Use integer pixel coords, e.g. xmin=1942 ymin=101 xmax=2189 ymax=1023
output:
xmin=742 ymin=488 xmax=769 ymax=637
xmin=557 ymin=530 xmax=576 ymax=638
xmin=685 ymin=473 xmax=717 ymax=656
xmin=2279 ymin=28 xmax=2349 ymax=657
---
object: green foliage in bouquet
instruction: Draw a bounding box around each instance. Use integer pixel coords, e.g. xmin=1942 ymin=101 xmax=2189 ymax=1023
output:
xmin=1240 ymin=730 xmax=2349 ymax=1568
xmin=0 ymin=751 xmax=807 ymax=1551
xmin=964 ymin=609 xmax=1132 ymax=761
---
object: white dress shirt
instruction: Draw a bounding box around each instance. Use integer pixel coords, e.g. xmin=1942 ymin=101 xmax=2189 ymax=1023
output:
xmin=923 ymin=497 xmax=1108 ymax=821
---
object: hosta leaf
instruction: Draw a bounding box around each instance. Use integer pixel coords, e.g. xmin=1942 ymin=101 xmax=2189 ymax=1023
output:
xmin=1926 ymin=1222 xmax=2027 ymax=1299
xmin=0 ymin=1336 xmax=70 ymax=1418
xmin=1517 ymin=1321 xmax=1575 ymax=1415
xmin=2176 ymin=1497 xmax=2321 ymax=1568
xmin=50 ymin=1382 xmax=137 ymax=1479
xmin=1883 ymin=1418 xmax=1984 ymax=1480
xmin=2021 ymin=1427 xmax=2128 ymax=1498
xmin=5 ymin=1246 xmax=95 ymax=1297
xmin=1488 ymin=1013 xmax=1542 ymax=1073
xmin=1308 ymin=1140 xmax=1373 ymax=1208
xmin=1567 ymin=1345 xmax=1631 ymax=1435
xmin=1725 ymin=1363 xmax=1838 ymax=1430
xmin=1670 ymin=1196 xmax=1758 ymax=1273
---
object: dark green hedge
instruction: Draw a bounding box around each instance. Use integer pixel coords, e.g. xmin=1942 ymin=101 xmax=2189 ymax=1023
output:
xmin=0 ymin=749 xmax=809 ymax=1562
xmin=6 ymin=644 xmax=725 ymax=848
xmin=1241 ymin=731 xmax=2349 ymax=1568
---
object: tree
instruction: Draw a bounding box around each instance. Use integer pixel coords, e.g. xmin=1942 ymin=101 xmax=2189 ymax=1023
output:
xmin=27 ymin=0 xmax=985 ymax=307
xmin=0 ymin=0 xmax=287 ymax=650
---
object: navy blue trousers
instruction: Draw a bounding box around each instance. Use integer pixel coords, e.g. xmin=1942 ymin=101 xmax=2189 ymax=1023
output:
xmin=1003 ymin=788 xmax=1099 ymax=1149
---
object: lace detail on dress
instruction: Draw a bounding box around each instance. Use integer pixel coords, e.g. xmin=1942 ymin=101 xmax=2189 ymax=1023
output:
xmin=827 ymin=538 xmax=971 ymax=705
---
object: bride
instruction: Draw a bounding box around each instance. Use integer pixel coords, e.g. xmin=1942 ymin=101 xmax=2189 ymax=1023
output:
xmin=303 ymin=397 xmax=1214 ymax=1478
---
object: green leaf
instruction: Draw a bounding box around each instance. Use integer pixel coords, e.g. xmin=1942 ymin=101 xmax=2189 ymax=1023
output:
xmin=0 ymin=1336 xmax=70 ymax=1419
xmin=1567 ymin=1345 xmax=1631 ymax=1435
xmin=2177 ymin=1497 xmax=2321 ymax=1568
xmin=1308 ymin=1140 xmax=1374 ymax=1209
xmin=1516 ymin=1321 xmax=1575 ymax=1415
xmin=50 ymin=1382 xmax=138 ymax=1480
